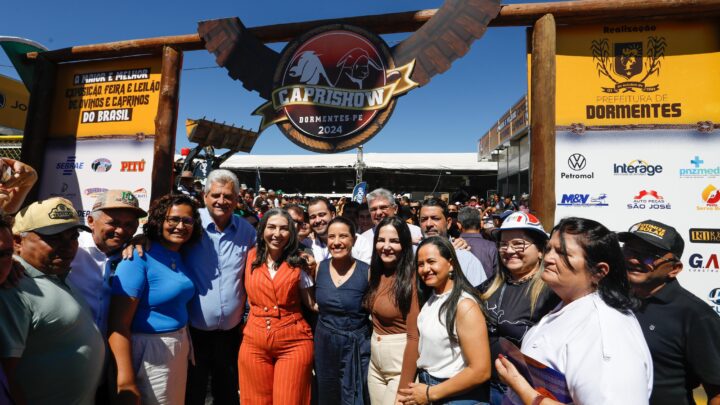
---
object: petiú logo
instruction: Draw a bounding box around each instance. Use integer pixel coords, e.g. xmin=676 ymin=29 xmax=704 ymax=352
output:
xmin=254 ymin=25 xmax=418 ymax=153
xmin=120 ymin=160 xmax=145 ymax=172
xmin=688 ymin=252 xmax=719 ymax=273
xmin=679 ymin=156 xmax=720 ymax=179
xmin=91 ymin=158 xmax=112 ymax=172
xmin=613 ymin=159 xmax=663 ymax=176
xmin=709 ymin=288 xmax=720 ymax=315
xmin=561 ymin=153 xmax=595 ymax=179
xmin=558 ymin=193 xmax=608 ymax=207
xmin=697 ymin=184 xmax=720 ymax=211
xmin=627 ymin=189 xmax=670 ymax=210
xmin=689 ymin=228 xmax=720 ymax=244
xmin=56 ymin=155 xmax=84 ymax=176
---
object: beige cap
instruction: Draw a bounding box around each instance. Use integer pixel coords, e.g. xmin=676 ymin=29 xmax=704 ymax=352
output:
xmin=13 ymin=197 xmax=91 ymax=235
xmin=92 ymin=190 xmax=147 ymax=218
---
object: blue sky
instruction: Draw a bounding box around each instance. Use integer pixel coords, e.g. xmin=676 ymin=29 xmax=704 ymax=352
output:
xmin=1 ymin=0 xmax=548 ymax=155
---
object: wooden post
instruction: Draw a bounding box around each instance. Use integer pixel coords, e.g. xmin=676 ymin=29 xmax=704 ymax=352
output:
xmin=151 ymin=46 xmax=183 ymax=201
xmin=20 ymin=54 xmax=57 ymax=205
xmin=529 ymin=13 xmax=556 ymax=230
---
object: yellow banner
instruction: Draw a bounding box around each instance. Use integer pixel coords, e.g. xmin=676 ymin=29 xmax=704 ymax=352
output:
xmin=0 ymin=74 xmax=29 ymax=132
xmin=49 ymin=56 xmax=163 ymax=138
xmin=555 ymin=21 xmax=720 ymax=125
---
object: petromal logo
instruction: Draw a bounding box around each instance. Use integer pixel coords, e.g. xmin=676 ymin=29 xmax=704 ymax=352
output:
xmin=561 ymin=154 xmax=594 ymax=180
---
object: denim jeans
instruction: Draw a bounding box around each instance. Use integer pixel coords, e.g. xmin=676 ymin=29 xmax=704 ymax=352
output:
xmin=489 ymin=380 xmax=508 ymax=405
xmin=417 ymin=369 xmax=490 ymax=405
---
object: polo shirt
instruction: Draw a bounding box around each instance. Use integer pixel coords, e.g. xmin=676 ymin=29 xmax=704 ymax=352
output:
xmin=634 ymin=279 xmax=720 ymax=405
xmin=454 ymin=248 xmax=487 ymax=287
xmin=0 ymin=257 xmax=105 ymax=405
xmin=183 ymin=208 xmax=256 ymax=331
xmin=459 ymin=232 xmax=498 ymax=279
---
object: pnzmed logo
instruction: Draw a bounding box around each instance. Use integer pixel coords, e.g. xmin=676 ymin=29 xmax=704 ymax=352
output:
xmin=558 ymin=193 xmax=608 ymax=207
xmin=709 ymin=288 xmax=720 ymax=315
xmin=680 ymin=156 xmax=720 ymax=179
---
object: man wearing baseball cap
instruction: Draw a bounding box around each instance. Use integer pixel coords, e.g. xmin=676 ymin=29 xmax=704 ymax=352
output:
xmin=619 ymin=220 xmax=720 ymax=405
xmin=0 ymin=197 xmax=104 ymax=404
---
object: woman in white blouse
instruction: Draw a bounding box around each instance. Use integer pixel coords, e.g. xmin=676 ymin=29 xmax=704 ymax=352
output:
xmin=398 ymin=236 xmax=491 ymax=405
xmin=495 ymin=217 xmax=653 ymax=405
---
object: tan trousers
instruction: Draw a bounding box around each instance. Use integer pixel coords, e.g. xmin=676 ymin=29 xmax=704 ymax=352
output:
xmin=368 ymin=332 xmax=407 ymax=405
xmin=131 ymin=327 xmax=190 ymax=405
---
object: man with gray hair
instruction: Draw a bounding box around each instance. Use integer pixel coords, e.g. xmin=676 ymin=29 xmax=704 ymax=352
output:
xmin=184 ymin=169 xmax=256 ymax=405
xmin=352 ymin=188 xmax=423 ymax=263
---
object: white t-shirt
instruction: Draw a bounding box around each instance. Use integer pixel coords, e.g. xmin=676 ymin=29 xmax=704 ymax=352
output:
xmin=417 ymin=291 xmax=477 ymax=379
xmin=521 ymin=292 xmax=653 ymax=405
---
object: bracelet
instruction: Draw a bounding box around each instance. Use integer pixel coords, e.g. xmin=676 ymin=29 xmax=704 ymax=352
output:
xmin=425 ymin=384 xmax=432 ymax=404
xmin=531 ymin=393 xmax=548 ymax=405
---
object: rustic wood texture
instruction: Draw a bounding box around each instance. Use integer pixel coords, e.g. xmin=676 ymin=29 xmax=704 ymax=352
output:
xmin=28 ymin=0 xmax=720 ymax=62
xmin=392 ymin=0 xmax=501 ymax=86
xmin=20 ymin=55 xmax=57 ymax=205
xmin=151 ymin=46 xmax=183 ymax=202
xmin=529 ymin=14 xmax=556 ymax=231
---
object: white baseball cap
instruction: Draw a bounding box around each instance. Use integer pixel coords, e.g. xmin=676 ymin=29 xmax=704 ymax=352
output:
xmin=491 ymin=211 xmax=548 ymax=240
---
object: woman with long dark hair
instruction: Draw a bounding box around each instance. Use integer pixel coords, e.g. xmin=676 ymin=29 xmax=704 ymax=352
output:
xmin=478 ymin=212 xmax=560 ymax=404
xmin=496 ymin=217 xmax=653 ymax=405
xmin=238 ymin=208 xmax=315 ymax=405
xmin=314 ymin=216 xmax=371 ymax=404
xmin=109 ymin=194 xmax=202 ymax=405
xmin=365 ymin=216 xmax=419 ymax=405
xmin=398 ymin=236 xmax=491 ymax=404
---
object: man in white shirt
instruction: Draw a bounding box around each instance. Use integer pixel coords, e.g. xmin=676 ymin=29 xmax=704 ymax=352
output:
xmin=418 ymin=198 xmax=487 ymax=287
xmin=68 ymin=189 xmax=146 ymax=337
xmin=352 ymin=188 xmax=423 ymax=263
xmin=307 ymin=196 xmax=337 ymax=263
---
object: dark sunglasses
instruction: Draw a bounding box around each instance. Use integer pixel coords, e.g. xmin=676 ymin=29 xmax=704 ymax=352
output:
xmin=622 ymin=247 xmax=677 ymax=268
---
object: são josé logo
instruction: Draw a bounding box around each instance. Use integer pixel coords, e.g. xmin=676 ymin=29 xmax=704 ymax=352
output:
xmin=254 ymin=25 xmax=418 ymax=153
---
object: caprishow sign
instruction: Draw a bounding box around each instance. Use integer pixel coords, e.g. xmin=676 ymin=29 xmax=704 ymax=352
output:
xmin=552 ymin=20 xmax=720 ymax=307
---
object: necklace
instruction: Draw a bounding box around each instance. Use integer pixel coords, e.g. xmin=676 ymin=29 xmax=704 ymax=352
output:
xmin=506 ymin=269 xmax=537 ymax=285
xmin=331 ymin=261 xmax=356 ymax=287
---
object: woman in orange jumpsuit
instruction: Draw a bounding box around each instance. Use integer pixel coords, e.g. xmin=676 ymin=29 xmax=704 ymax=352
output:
xmin=239 ymin=208 xmax=315 ymax=405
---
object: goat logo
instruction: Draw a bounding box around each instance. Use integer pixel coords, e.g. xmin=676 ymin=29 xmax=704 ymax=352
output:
xmin=591 ymin=37 xmax=665 ymax=93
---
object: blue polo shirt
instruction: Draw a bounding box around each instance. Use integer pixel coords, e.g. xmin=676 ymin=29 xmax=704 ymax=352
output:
xmin=111 ymin=244 xmax=195 ymax=333
xmin=183 ymin=208 xmax=256 ymax=331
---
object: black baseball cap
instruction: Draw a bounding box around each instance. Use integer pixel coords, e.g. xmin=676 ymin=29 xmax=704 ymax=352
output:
xmin=618 ymin=219 xmax=684 ymax=257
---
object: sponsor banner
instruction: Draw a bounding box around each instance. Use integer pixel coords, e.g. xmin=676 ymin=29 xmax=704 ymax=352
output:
xmin=554 ymin=21 xmax=720 ymax=125
xmin=49 ymin=56 xmax=162 ymax=138
xmin=0 ymin=74 xmax=29 ymax=132
xmin=254 ymin=25 xmax=418 ymax=153
xmin=38 ymin=138 xmax=154 ymax=221
xmin=555 ymin=129 xmax=720 ymax=303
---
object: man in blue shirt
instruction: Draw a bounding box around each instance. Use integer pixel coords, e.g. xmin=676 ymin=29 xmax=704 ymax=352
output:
xmin=184 ymin=169 xmax=256 ymax=405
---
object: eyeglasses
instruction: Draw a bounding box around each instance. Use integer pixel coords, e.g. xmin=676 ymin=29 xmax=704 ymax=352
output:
xmin=622 ymin=247 xmax=677 ymax=269
xmin=498 ymin=239 xmax=530 ymax=253
xmin=370 ymin=204 xmax=392 ymax=213
xmin=165 ymin=216 xmax=195 ymax=227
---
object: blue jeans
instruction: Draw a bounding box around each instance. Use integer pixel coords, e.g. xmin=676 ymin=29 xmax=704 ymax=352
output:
xmin=417 ymin=369 xmax=490 ymax=405
xmin=489 ymin=381 xmax=508 ymax=405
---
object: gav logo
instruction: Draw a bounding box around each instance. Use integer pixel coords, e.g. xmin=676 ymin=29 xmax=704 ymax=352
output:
xmin=709 ymin=288 xmax=720 ymax=315
xmin=689 ymin=228 xmax=720 ymax=244
xmin=697 ymin=184 xmax=720 ymax=211
xmin=680 ymin=156 xmax=720 ymax=179
xmin=558 ymin=193 xmax=608 ymax=207
xmin=627 ymin=189 xmax=670 ymax=210
xmin=613 ymin=159 xmax=663 ymax=176
xmin=91 ymin=158 xmax=112 ymax=172
xmin=688 ymin=252 xmax=719 ymax=273
xmin=253 ymin=25 xmax=418 ymax=153
xmin=56 ymin=155 xmax=84 ymax=176
xmin=591 ymin=37 xmax=665 ymax=93
xmin=561 ymin=154 xmax=594 ymax=180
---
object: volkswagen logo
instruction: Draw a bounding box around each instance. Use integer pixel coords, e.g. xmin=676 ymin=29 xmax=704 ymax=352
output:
xmin=568 ymin=153 xmax=587 ymax=171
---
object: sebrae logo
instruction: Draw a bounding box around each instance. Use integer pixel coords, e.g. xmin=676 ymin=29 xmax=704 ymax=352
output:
xmin=627 ymin=189 xmax=670 ymax=210
xmin=591 ymin=37 xmax=665 ymax=93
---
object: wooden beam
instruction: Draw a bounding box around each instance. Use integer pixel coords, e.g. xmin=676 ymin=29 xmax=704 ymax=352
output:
xmin=151 ymin=46 xmax=183 ymax=202
xmin=19 ymin=55 xmax=57 ymax=205
xmin=28 ymin=0 xmax=720 ymax=62
xmin=529 ymin=14 xmax=556 ymax=230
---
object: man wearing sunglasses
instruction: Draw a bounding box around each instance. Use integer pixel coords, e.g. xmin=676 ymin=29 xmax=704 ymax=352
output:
xmin=619 ymin=220 xmax=720 ymax=405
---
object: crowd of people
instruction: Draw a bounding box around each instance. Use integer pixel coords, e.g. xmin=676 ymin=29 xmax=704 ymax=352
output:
xmin=0 ymin=161 xmax=718 ymax=405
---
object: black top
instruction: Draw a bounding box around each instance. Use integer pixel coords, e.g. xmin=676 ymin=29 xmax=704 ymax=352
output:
xmin=478 ymin=275 xmax=560 ymax=382
xmin=633 ymin=279 xmax=720 ymax=405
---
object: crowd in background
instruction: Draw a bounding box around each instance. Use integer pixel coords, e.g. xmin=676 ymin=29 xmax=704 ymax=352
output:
xmin=0 ymin=162 xmax=718 ymax=405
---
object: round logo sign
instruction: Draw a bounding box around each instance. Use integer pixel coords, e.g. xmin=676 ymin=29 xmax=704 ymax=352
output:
xmin=91 ymin=158 xmax=112 ymax=172
xmin=255 ymin=25 xmax=417 ymax=153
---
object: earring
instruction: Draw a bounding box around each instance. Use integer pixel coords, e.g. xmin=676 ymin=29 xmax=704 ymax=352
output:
xmin=449 ymin=269 xmax=455 ymax=280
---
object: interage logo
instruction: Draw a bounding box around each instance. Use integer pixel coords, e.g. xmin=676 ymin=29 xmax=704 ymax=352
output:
xmin=680 ymin=156 xmax=720 ymax=179
xmin=561 ymin=154 xmax=594 ymax=179
xmin=613 ymin=159 xmax=663 ymax=176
